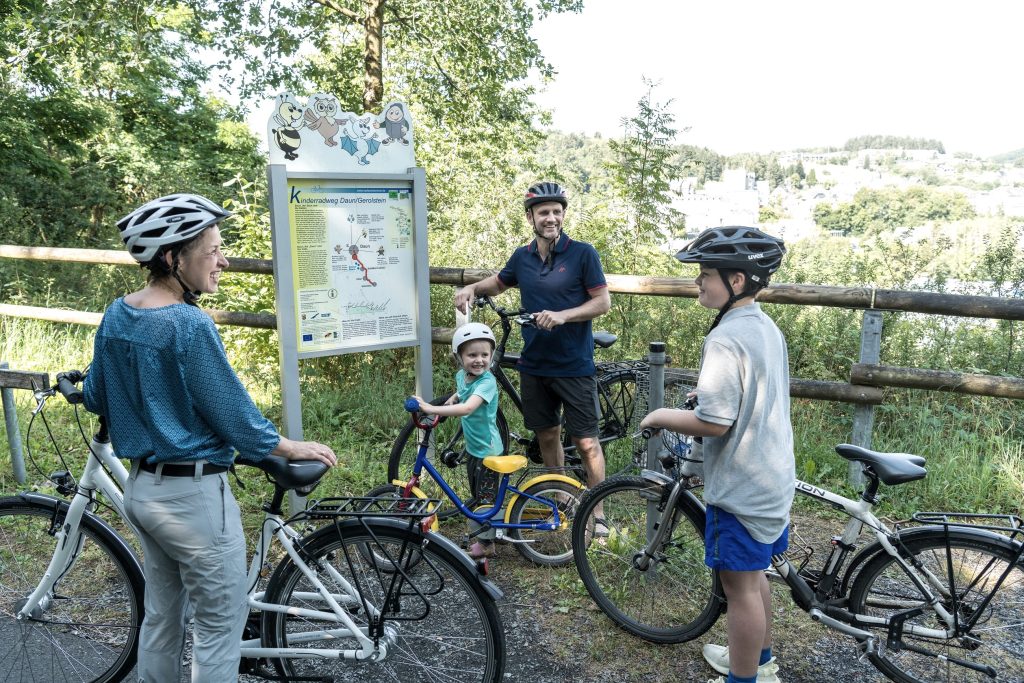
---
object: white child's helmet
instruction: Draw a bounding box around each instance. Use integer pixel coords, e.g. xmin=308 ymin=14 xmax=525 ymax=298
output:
xmin=451 ymin=322 xmax=496 ymax=355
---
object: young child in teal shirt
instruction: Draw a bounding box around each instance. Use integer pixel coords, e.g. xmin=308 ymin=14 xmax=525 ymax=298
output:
xmin=413 ymin=322 xmax=503 ymax=558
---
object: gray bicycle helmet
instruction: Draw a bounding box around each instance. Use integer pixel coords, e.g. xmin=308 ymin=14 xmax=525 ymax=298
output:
xmin=675 ymin=226 xmax=786 ymax=332
xmin=523 ymin=181 xmax=568 ymax=211
xmin=674 ymin=226 xmax=786 ymax=286
xmin=117 ymin=194 xmax=232 ymax=263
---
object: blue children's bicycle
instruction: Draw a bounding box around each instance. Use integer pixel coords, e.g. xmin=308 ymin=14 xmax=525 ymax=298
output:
xmin=368 ymin=399 xmax=585 ymax=566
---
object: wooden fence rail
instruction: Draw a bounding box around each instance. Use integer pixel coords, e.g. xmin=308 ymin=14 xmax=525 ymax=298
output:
xmin=4 ymin=245 xmax=1024 ymax=320
xmin=1 ymin=245 xmax=1020 ymax=410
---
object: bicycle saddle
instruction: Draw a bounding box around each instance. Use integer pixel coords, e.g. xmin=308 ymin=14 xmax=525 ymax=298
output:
xmin=593 ymin=331 xmax=617 ymax=348
xmin=834 ymin=444 xmax=927 ymax=485
xmin=246 ymin=455 xmax=329 ymax=490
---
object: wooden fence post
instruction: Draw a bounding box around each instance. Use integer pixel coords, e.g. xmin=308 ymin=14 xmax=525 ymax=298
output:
xmin=850 ymin=310 xmax=883 ymax=485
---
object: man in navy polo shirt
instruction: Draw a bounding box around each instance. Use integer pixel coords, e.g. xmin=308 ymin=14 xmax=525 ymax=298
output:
xmin=455 ymin=181 xmax=611 ymax=501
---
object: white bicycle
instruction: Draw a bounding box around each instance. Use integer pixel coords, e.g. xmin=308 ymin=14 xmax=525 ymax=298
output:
xmin=0 ymin=371 xmax=506 ymax=682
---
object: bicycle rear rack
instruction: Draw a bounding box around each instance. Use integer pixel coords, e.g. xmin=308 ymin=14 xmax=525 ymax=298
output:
xmin=301 ymin=496 xmax=442 ymax=520
xmin=912 ymin=511 xmax=1023 ymax=540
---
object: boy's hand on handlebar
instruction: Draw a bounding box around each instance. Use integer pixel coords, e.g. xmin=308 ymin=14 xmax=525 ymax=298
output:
xmin=274 ymin=436 xmax=337 ymax=467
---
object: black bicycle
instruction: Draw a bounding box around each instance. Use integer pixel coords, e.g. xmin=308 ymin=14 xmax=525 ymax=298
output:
xmin=387 ymin=296 xmax=691 ymax=519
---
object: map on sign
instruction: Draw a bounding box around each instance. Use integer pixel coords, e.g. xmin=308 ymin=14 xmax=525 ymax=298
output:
xmin=287 ymin=179 xmax=417 ymax=353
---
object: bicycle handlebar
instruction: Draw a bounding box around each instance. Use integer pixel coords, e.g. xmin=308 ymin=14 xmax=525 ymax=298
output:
xmin=404 ymin=397 xmax=442 ymax=430
xmin=56 ymin=371 xmax=85 ymax=405
xmin=473 ymin=296 xmax=535 ymax=327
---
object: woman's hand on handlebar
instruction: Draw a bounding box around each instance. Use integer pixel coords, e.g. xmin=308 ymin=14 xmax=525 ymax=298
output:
xmin=273 ymin=437 xmax=337 ymax=467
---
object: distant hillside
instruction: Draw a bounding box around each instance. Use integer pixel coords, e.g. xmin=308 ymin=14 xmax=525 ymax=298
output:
xmin=990 ymin=148 xmax=1024 ymax=164
xmin=843 ymin=135 xmax=945 ymax=153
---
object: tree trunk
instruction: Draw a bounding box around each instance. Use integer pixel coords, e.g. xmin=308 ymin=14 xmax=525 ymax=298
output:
xmin=363 ymin=0 xmax=385 ymax=112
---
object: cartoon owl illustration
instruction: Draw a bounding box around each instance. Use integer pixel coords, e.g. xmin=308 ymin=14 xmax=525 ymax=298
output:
xmin=304 ymin=95 xmax=340 ymax=147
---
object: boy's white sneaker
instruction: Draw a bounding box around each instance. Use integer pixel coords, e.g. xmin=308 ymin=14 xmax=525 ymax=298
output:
xmin=702 ymin=643 xmax=781 ymax=681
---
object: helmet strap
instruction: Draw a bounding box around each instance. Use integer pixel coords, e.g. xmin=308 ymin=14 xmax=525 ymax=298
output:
xmin=707 ymin=271 xmax=748 ymax=333
xmin=171 ymin=258 xmax=202 ymax=307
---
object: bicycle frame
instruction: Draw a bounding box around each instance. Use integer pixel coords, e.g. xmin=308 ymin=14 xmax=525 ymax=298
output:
xmin=766 ymin=479 xmax=963 ymax=647
xmin=403 ymin=419 xmax=566 ymax=532
xmin=639 ymin=463 xmax=986 ymax=655
xmin=16 ymin=424 xmax=132 ymax=621
xmin=476 ymin=296 xmax=640 ymax=459
xmin=19 ymin=400 xmax=416 ymax=665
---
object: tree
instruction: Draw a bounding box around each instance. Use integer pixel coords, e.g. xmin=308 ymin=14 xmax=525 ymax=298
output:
xmin=601 ymin=80 xmax=684 ymax=349
xmin=1 ymin=0 xmax=262 ymax=306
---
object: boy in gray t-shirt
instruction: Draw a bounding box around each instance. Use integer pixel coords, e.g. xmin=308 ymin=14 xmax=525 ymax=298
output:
xmin=640 ymin=227 xmax=793 ymax=683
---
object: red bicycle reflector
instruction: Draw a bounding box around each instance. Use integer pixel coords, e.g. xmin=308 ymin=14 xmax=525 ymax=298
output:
xmin=475 ymin=558 xmax=489 ymax=576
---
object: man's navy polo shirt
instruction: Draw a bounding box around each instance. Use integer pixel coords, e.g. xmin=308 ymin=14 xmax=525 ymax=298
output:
xmin=497 ymin=231 xmax=607 ymax=377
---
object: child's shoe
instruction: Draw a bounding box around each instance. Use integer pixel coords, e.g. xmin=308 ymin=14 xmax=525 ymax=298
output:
xmin=702 ymin=643 xmax=780 ymax=681
xmin=468 ymin=541 xmax=496 ymax=559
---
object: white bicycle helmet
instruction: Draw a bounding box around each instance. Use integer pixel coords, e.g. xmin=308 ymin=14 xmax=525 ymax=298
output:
xmin=451 ymin=322 xmax=496 ymax=355
xmin=117 ymin=193 xmax=232 ymax=263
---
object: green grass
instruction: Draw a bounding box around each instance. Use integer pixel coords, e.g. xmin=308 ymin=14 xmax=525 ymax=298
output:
xmin=2 ymin=317 xmax=1022 ymax=523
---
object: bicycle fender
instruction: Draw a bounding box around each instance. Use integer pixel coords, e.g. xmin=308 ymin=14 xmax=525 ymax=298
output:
xmin=839 ymin=524 xmax=1019 ymax=595
xmin=13 ymin=491 xmax=144 ymax=579
xmin=387 ymin=480 xmax=440 ymax=531
xmin=502 ymin=474 xmax=585 ymax=524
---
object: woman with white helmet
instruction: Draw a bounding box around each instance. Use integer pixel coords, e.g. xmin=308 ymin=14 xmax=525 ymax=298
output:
xmin=83 ymin=193 xmax=337 ymax=681
xmin=412 ymin=322 xmax=503 ymax=558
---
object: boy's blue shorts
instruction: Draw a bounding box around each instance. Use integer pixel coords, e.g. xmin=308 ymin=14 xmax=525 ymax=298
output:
xmin=704 ymin=504 xmax=789 ymax=571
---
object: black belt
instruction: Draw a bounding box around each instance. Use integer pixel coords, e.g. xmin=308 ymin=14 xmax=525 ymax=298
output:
xmin=138 ymin=460 xmax=230 ymax=477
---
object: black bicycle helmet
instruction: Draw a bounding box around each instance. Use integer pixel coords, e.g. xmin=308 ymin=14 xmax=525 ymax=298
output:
xmin=674 ymin=226 xmax=786 ymax=286
xmin=675 ymin=226 xmax=786 ymax=332
xmin=523 ymin=181 xmax=568 ymax=211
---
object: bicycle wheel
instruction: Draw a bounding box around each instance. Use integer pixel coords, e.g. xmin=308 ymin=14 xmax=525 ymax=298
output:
xmin=571 ymin=476 xmax=723 ymax=643
xmin=0 ymin=496 xmax=144 ymax=683
xmin=507 ymin=480 xmax=583 ymax=567
xmin=262 ymin=519 xmax=505 ymax=682
xmin=387 ymin=394 xmax=509 ymax=520
xmin=848 ymin=528 xmax=1024 ymax=683
xmin=595 ymin=370 xmax=640 ymax=477
xmin=599 ymin=372 xmax=694 ymax=477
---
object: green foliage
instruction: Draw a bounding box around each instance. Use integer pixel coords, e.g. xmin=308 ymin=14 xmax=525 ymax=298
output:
xmin=813 ymin=186 xmax=976 ymax=235
xmin=603 ymin=81 xmax=683 ymax=351
xmin=843 ymin=135 xmax=945 ymax=154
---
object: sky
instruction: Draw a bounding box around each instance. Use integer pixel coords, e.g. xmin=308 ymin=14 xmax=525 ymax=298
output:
xmin=528 ymin=1 xmax=1023 ymax=157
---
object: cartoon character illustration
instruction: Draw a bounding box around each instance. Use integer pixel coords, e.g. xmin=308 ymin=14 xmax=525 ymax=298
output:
xmin=272 ymin=94 xmax=303 ymax=160
xmin=375 ymin=103 xmax=410 ymax=146
xmin=303 ymin=95 xmax=341 ymax=147
xmin=340 ymin=115 xmax=380 ymax=165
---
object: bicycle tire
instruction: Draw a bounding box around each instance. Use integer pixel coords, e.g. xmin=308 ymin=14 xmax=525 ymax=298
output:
xmin=262 ymin=518 xmax=505 ymax=682
xmin=0 ymin=495 xmax=144 ymax=683
xmin=507 ymin=480 xmax=582 ymax=567
xmin=387 ymin=394 xmax=509 ymax=520
xmin=599 ymin=372 xmax=694 ymax=477
xmin=571 ymin=476 xmax=723 ymax=643
xmin=595 ymin=370 xmax=640 ymax=477
xmin=848 ymin=528 xmax=1024 ymax=683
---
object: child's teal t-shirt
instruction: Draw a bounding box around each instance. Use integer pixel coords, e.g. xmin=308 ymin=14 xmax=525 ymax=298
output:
xmin=456 ymin=369 xmax=503 ymax=458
